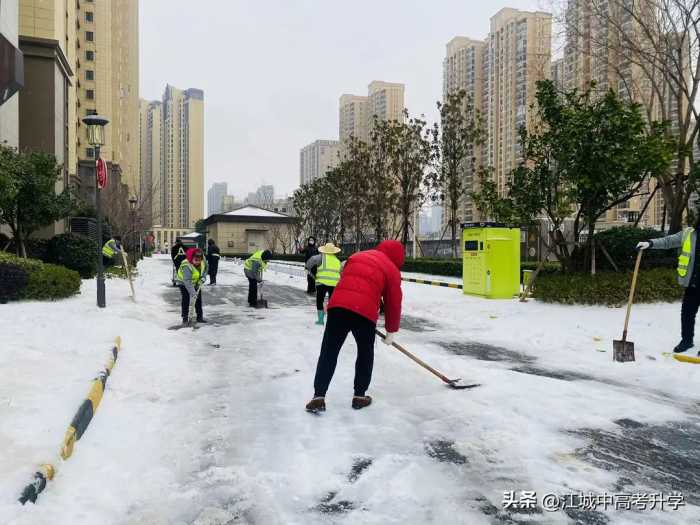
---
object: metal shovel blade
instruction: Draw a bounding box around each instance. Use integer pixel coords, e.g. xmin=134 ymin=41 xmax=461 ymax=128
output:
xmin=446 ymin=379 xmax=481 ymax=390
xmin=613 ymin=339 xmax=635 ymax=362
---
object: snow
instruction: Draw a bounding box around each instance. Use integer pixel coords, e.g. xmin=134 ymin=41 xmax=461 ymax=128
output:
xmin=1 ymin=255 xmax=699 ymax=524
xmin=223 ymin=205 xmax=288 ymax=218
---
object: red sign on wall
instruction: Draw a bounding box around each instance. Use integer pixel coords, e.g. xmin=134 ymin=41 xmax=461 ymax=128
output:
xmin=96 ymin=158 xmax=107 ymax=189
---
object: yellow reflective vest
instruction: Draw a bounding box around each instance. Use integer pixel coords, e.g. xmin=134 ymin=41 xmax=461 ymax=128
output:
xmin=316 ymin=254 xmax=341 ymax=287
xmin=177 ymin=259 xmax=206 ymax=286
xmin=102 ymin=238 xmax=118 ymax=257
xmin=678 ymin=227 xmax=694 ymax=278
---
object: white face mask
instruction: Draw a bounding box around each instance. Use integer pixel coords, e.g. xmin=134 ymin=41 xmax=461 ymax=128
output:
xmin=309 ymin=240 xmax=315 ymax=245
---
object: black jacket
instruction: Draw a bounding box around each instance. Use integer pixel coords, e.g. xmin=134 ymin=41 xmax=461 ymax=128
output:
xmin=171 ymin=243 xmax=186 ymax=268
xmin=301 ymin=243 xmax=319 ymax=262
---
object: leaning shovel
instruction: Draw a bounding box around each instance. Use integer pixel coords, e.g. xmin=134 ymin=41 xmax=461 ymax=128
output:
xmin=613 ymin=250 xmax=643 ymax=362
xmin=376 ymin=330 xmax=479 ymax=389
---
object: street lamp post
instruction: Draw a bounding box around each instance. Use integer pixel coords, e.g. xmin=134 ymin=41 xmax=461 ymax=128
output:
xmin=83 ymin=114 xmax=110 ymax=308
xmin=129 ymin=196 xmax=137 ymax=257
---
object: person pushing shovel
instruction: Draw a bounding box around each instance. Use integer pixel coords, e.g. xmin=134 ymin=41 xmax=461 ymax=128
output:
xmin=305 ymin=240 xmax=404 ymax=413
xmin=637 ymin=217 xmax=700 ymax=355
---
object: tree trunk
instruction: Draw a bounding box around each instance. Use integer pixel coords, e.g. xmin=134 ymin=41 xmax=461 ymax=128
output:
xmin=588 ymin=220 xmax=596 ymax=276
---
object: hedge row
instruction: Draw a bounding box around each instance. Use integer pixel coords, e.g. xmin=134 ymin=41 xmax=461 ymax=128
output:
xmin=533 ymin=267 xmax=683 ymax=306
xmin=0 ymin=252 xmax=81 ymax=301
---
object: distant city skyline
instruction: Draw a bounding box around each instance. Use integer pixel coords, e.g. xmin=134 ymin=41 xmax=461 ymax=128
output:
xmin=139 ymin=0 xmax=542 ymax=198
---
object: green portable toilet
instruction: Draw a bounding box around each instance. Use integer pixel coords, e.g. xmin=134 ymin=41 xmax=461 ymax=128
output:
xmin=462 ymin=223 xmax=520 ymax=299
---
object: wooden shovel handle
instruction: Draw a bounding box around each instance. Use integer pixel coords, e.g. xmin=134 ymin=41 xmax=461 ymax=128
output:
xmin=375 ymin=330 xmax=453 ymax=384
xmin=622 ymin=250 xmax=644 ymax=340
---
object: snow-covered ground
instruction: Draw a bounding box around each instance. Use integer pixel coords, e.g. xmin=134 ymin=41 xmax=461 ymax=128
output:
xmin=1 ymin=255 xmax=699 ymax=524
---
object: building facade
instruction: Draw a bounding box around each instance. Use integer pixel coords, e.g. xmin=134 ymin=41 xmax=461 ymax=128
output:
xmin=339 ymin=94 xmax=369 ymax=143
xmin=484 ymin=8 xmax=552 ymax=195
xmin=139 ymin=86 xmax=204 ymax=232
xmin=562 ymin=0 xmax=673 ymax=228
xmin=208 ymin=182 xmax=227 ymax=216
xmin=0 ymin=0 xmax=22 ymax=148
xmin=367 ymin=81 xmax=405 ymax=132
xmin=299 ymin=139 xmax=340 ymax=185
xmin=442 ymin=9 xmax=551 ymax=226
xmin=161 ymin=85 xmax=205 ymax=230
xmin=442 ymin=36 xmax=487 ymax=223
xmin=139 ymin=99 xmax=163 ymax=228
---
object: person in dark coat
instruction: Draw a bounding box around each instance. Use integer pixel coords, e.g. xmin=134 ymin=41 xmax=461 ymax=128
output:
xmin=300 ymin=236 xmax=319 ymax=294
xmin=171 ymin=240 xmax=186 ymax=270
xmin=305 ymin=240 xmax=404 ymax=413
xmin=206 ymin=239 xmax=221 ymax=284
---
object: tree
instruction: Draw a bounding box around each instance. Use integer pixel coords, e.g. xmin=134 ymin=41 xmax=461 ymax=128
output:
xmin=428 ymin=89 xmax=486 ymax=257
xmin=0 ymin=145 xmax=74 ymax=257
xmin=471 ymin=80 xmax=673 ymax=272
xmin=390 ymin=112 xmax=432 ymax=246
xmin=556 ymin=0 xmax=700 ymax=233
xmin=366 ymin=117 xmax=397 ymax=242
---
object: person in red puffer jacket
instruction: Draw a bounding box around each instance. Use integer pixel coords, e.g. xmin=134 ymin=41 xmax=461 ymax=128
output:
xmin=305 ymin=240 xmax=404 ymax=413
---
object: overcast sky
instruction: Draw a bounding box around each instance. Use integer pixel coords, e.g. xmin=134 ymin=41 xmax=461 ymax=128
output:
xmin=140 ymin=0 xmax=545 ymax=200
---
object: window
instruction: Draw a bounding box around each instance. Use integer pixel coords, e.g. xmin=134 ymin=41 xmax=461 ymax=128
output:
xmin=86 ymin=148 xmax=95 ymax=158
xmin=86 ymin=50 xmax=94 ymax=61
xmin=86 ymin=89 xmax=95 ymax=100
xmin=85 ymin=12 xmax=94 ymax=22
xmin=86 ymin=70 xmax=94 ymax=81
xmin=86 ymin=31 xmax=94 ymax=41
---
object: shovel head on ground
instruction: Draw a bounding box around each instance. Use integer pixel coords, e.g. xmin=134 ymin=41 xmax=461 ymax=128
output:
xmin=613 ymin=339 xmax=635 ymax=362
xmin=254 ymin=299 xmax=268 ymax=309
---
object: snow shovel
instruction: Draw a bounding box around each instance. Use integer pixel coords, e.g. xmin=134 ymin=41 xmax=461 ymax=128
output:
xmin=613 ymin=250 xmax=643 ymax=362
xmin=375 ymin=330 xmax=479 ymax=389
xmin=120 ymin=251 xmax=136 ymax=302
xmin=255 ymin=281 xmax=268 ymax=309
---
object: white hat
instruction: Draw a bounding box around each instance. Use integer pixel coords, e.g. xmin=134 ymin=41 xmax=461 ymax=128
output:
xmin=318 ymin=242 xmax=341 ymax=254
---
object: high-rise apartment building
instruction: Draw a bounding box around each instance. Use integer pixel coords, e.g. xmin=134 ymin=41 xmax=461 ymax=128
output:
xmin=299 ymin=139 xmax=340 ymax=185
xmin=339 ymin=94 xmax=369 ymax=143
xmin=484 ymin=8 xmax=552 ymax=195
xmin=443 ymin=37 xmax=486 ymax=103
xmin=75 ymin=0 xmax=140 ymax=193
xmin=208 ymin=182 xmax=228 ymax=216
xmin=161 ymin=85 xmax=205 ymax=229
xmin=339 ymin=81 xmax=405 ymax=147
xmin=139 ymin=100 xmax=163 ymax=227
xmin=443 ymin=9 xmax=551 ymax=224
xmin=551 ymin=57 xmax=565 ymax=91
xmin=140 ymin=86 xmax=204 ymax=246
xmin=443 ymin=37 xmax=487 ymax=222
xmin=562 ymin=0 xmax=673 ymax=228
xmin=367 ymin=81 xmax=405 ymax=129
xmin=16 ymin=0 xmax=139 ymax=238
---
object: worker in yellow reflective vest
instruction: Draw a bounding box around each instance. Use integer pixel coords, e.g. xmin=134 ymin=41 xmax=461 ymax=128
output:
xmin=176 ymin=248 xmax=208 ymax=326
xmin=244 ymin=249 xmax=273 ymax=307
xmin=638 ymin=224 xmax=700 ymax=355
xmin=306 ymin=243 xmax=344 ymax=325
xmin=102 ymin=236 xmax=124 ymax=268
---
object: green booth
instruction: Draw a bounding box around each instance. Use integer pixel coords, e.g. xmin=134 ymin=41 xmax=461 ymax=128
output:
xmin=462 ymin=223 xmax=520 ymax=299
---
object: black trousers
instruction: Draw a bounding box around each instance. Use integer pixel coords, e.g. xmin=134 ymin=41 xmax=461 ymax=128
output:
xmin=313 ymin=308 xmax=376 ymax=397
xmin=681 ymin=286 xmax=700 ymax=343
xmin=103 ymin=255 xmax=115 ymax=268
xmin=179 ymin=285 xmax=203 ymax=321
xmin=306 ymin=273 xmax=316 ymax=294
xmin=209 ymin=262 xmax=219 ymax=284
xmin=316 ymin=284 xmax=335 ymax=311
xmin=248 ymin=278 xmax=258 ymax=306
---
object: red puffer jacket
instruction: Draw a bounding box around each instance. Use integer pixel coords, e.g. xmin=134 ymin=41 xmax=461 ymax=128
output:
xmin=327 ymin=240 xmax=404 ymax=332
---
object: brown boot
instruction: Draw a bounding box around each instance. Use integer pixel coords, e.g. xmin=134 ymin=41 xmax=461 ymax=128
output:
xmin=352 ymin=396 xmax=372 ymax=410
xmin=305 ymin=396 xmax=326 ymax=413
